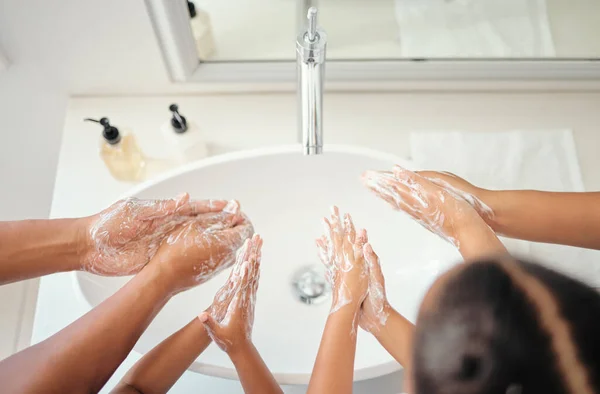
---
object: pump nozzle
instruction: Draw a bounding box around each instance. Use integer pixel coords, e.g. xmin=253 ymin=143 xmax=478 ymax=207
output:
xmin=84 ymin=117 xmax=121 ymax=145
xmin=169 ymin=104 xmax=188 ymax=133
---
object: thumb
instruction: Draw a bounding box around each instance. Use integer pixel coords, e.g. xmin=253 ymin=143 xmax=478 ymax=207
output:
xmin=220 ymin=221 xmax=255 ymax=251
xmin=198 ymin=312 xmax=220 ymax=335
xmin=364 ymin=243 xmax=384 ymax=284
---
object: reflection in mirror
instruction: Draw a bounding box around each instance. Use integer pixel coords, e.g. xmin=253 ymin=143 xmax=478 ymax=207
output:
xmin=186 ymin=0 xmax=600 ymax=62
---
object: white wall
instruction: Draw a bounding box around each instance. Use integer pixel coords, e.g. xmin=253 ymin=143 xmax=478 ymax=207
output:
xmin=0 ymin=0 xmax=176 ymax=222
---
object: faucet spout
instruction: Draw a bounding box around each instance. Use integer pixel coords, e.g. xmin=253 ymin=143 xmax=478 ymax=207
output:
xmin=296 ymin=7 xmax=327 ymax=155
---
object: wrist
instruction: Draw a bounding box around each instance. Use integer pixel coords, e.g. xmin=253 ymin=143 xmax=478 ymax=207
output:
xmin=227 ymin=339 xmax=254 ymax=361
xmin=140 ymin=263 xmax=180 ymax=297
xmin=370 ymin=302 xmax=393 ymax=337
xmin=478 ymin=188 xmax=502 ymax=230
xmin=455 ymin=220 xmax=507 ymax=260
xmin=330 ymin=294 xmax=362 ymax=315
xmin=73 ymin=216 xmax=93 ymax=271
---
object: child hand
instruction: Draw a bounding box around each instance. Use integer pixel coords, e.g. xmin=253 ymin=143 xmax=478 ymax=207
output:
xmin=317 ymin=207 xmax=369 ymax=314
xmin=363 ymin=165 xmax=491 ymax=248
xmin=359 ymin=240 xmax=390 ymax=333
xmin=199 ymin=234 xmax=262 ymax=354
xmin=82 ymin=193 xmax=231 ymax=275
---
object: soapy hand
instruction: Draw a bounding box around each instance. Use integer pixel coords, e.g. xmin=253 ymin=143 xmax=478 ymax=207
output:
xmin=81 ymin=193 xmax=232 ymax=276
xmin=358 ymin=238 xmax=390 ymax=334
xmin=363 ymin=165 xmax=491 ymax=248
xmin=416 ymin=170 xmax=494 ymax=224
xmin=199 ymin=234 xmax=262 ymax=353
xmin=151 ymin=200 xmax=254 ymax=292
xmin=316 ymin=207 xmax=369 ymax=315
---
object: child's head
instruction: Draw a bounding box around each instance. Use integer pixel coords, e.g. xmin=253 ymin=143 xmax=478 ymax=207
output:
xmin=412 ymin=258 xmax=600 ymax=394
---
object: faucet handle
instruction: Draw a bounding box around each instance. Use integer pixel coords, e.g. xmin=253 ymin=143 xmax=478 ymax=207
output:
xmin=307 ymin=7 xmax=318 ymax=42
xmin=297 ymin=6 xmax=327 ymax=63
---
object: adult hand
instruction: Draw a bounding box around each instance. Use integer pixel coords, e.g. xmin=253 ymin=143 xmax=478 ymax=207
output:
xmin=416 ymin=170 xmax=494 ymax=224
xmin=363 ymin=165 xmax=491 ymax=248
xmin=199 ymin=234 xmax=262 ymax=353
xmin=81 ymin=193 xmax=232 ymax=275
xmin=317 ymin=207 xmax=369 ymax=315
xmin=150 ymin=200 xmax=254 ymax=293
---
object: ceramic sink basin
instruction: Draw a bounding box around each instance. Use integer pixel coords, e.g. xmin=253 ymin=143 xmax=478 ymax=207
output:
xmin=74 ymin=145 xmax=460 ymax=384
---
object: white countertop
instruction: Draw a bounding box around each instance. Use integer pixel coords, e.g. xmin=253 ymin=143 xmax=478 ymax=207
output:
xmin=34 ymin=91 xmax=600 ymax=393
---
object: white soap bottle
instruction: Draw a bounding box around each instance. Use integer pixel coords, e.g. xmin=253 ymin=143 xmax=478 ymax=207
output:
xmin=85 ymin=117 xmax=146 ymax=182
xmin=161 ymin=104 xmax=208 ymax=165
xmin=187 ymin=1 xmax=216 ymax=60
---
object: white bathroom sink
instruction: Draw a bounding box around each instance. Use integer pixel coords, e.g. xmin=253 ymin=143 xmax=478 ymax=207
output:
xmin=73 ymin=145 xmax=460 ymax=384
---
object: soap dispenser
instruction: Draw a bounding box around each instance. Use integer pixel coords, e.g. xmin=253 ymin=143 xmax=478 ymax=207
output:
xmin=187 ymin=0 xmax=216 ymax=60
xmin=161 ymin=104 xmax=208 ymax=164
xmin=84 ymin=117 xmax=146 ymax=182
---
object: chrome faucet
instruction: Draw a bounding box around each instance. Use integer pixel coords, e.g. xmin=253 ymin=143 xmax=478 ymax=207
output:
xmin=297 ymin=7 xmax=327 ymax=155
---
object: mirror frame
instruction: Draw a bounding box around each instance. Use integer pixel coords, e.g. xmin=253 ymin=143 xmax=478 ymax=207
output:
xmin=145 ymin=0 xmax=600 ymax=86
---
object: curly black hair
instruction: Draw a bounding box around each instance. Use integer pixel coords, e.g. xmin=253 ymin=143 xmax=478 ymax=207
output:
xmin=412 ymin=259 xmax=600 ymax=394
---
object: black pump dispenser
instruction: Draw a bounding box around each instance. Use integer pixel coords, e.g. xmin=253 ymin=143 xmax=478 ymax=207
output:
xmin=187 ymin=1 xmax=197 ymax=18
xmin=85 ymin=117 xmax=121 ymax=145
xmin=169 ymin=104 xmax=188 ymax=133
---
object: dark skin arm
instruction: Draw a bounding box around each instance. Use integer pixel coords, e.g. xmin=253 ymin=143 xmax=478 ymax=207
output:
xmin=112 ymin=318 xmax=212 ymax=394
xmin=308 ymin=305 xmax=361 ymax=394
xmin=0 ymin=204 xmax=252 ymax=394
xmin=0 ymin=261 xmax=173 ymax=393
xmin=0 ymin=219 xmax=84 ymax=285
xmin=0 ymin=194 xmax=229 ymax=284
xmin=309 ymin=208 xmax=369 ymax=394
xmin=199 ymin=235 xmax=282 ymax=394
xmin=114 ymin=235 xmax=278 ymax=394
xmin=418 ymin=171 xmax=600 ymax=250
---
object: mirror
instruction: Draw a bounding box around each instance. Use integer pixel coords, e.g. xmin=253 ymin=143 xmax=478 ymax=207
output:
xmin=186 ymin=0 xmax=600 ymax=62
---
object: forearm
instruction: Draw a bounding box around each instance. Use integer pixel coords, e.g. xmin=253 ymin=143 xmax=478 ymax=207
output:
xmin=308 ymin=306 xmax=360 ymax=394
xmin=486 ymin=191 xmax=600 ymax=249
xmin=455 ymin=218 xmax=508 ymax=261
xmin=0 ymin=265 xmax=172 ymax=393
xmin=0 ymin=218 xmax=86 ymax=284
xmin=373 ymin=306 xmax=414 ymax=368
xmin=229 ymin=342 xmax=282 ymax=394
xmin=112 ymin=318 xmax=212 ymax=394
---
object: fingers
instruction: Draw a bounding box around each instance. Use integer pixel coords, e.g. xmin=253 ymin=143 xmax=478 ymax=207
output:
xmin=363 ymin=167 xmax=434 ymax=217
xmin=356 ymin=228 xmax=368 ymax=245
xmin=134 ymin=193 xmax=189 ymax=220
xmin=162 ymin=192 xmax=191 ymax=214
xmin=316 ymin=236 xmax=330 ymax=267
xmin=362 ymin=170 xmax=411 ymax=209
xmin=328 ymin=207 xmax=345 ymax=267
xmin=364 ymin=242 xmax=385 ymax=285
xmin=247 ymin=234 xmax=263 ymax=288
xmin=176 ymin=199 xmax=229 ymax=216
xmin=198 ymin=312 xmax=220 ymax=334
xmin=353 ymin=228 xmax=368 ymax=262
xmin=218 ymin=221 xmax=255 ymax=252
xmin=343 ymin=213 xmax=356 ymax=243
xmin=342 ymin=213 xmax=356 ymax=269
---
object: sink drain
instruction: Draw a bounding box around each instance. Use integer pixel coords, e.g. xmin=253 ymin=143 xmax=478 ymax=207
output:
xmin=291 ymin=265 xmax=331 ymax=305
